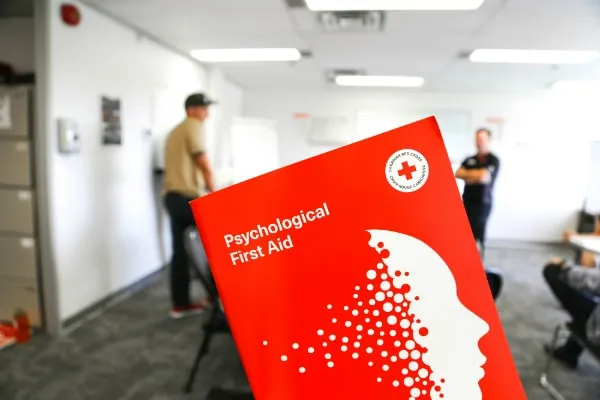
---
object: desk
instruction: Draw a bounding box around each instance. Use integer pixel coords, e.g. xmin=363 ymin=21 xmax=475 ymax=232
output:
xmin=569 ymin=235 xmax=600 ymax=255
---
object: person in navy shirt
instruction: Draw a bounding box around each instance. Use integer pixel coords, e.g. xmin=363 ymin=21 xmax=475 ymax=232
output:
xmin=455 ymin=128 xmax=500 ymax=257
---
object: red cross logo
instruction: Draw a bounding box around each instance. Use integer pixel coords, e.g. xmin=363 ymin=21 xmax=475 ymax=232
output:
xmin=397 ymin=161 xmax=417 ymax=180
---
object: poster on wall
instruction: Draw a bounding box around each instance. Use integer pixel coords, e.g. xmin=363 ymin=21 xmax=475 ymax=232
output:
xmin=0 ymin=94 xmax=12 ymax=130
xmin=101 ymin=96 xmax=122 ymax=145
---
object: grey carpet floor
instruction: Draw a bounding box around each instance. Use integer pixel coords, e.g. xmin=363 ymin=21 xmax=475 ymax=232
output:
xmin=1 ymin=244 xmax=599 ymax=399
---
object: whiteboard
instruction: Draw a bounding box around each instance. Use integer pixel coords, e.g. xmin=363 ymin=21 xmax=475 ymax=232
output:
xmin=356 ymin=109 xmax=473 ymax=163
xmin=231 ymin=117 xmax=279 ymax=183
xmin=306 ymin=115 xmax=353 ymax=146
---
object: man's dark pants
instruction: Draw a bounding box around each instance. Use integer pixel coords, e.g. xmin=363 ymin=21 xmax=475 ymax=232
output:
xmin=543 ymin=263 xmax=596 ymax=359
xmin=164 ymin=192 xmax=196 ymax=308
xmin=465 ymin=203 xmax=491 ymax=256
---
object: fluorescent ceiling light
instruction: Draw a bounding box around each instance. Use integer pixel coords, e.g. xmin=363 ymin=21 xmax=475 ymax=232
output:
xmin=552 ymin=80 xmax=600 ymax=91
xmin=335 ymin=75 xmax=424 ymax=87
xmin=469 ymin=49 xmax=600 ymax=64
xmin=190 ymin=48 xmax=301 ymax=63
xmin=305 ymin=0 xmax=484 ymax=11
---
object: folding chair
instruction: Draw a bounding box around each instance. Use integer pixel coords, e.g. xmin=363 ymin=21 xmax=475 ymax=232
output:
xmin=485 ymin=267 xmax=503 ymax=300
xmin=477 ymin=239 xmax=504 ymax=300
xmin=541 ymin=305 xmax=600 ymax=399
xmin=540 ymin=322 xmax=573 ymax=400
xmin=182 ymin=227 xmax=231 ymax=394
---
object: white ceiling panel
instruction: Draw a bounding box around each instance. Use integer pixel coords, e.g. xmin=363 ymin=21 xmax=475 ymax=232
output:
xmin=472 ymin=7 xmax=600 ymax=50
xmin=122 ymin=18 xmax=303 ymax=49
xmin=306 ymin=33 xmax=471 ymax=57
xmin=109 ymin=11 xmax=295 ymax=33
xmin=503 ymin=0 xmax=600 ymax=12
xmin=88 ymin=0 xmax=304 ymax=50
xmin=94 ymin=0 xmax=287 ymax=14
xmin=428 ymin=60 xmax=600 ymax=92
xmin=172 ymin=35 xmax=307 ymax=52
xmin=220 ymin=60 xmax=324 ymax=88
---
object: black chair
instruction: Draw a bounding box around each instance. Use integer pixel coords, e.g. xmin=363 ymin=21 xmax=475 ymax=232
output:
xmin=541 ymin=306 xmax=600 ymax=399
xmin=182 ymin=227 xmax=232 ymax=394
xmin=485 ymin=267 xmax=503 ymax=300
xmin=477 ymin=240 xmax=504 ymax=300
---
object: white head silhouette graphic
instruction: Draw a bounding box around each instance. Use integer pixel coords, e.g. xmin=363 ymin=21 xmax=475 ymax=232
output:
xmin=263 ymin=228 xmax=490 ymax=398
xmin=367 ymin=229 xmax=489 ymax=400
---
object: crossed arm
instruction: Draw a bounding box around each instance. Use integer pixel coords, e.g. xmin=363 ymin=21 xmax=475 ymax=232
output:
xmin=455 ymin=167 xmax=490 ymax=184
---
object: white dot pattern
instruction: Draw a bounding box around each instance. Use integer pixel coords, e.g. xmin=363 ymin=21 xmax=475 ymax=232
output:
xmin=260 ymin=239 xmax=445 ymax=397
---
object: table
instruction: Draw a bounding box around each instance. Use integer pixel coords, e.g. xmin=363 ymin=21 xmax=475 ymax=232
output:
xmin=569 ymin=235 xmax=600 ymax=255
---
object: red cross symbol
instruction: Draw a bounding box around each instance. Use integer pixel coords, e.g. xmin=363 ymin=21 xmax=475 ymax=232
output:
xmin=397 ymin=161 xmax=417 ymax=180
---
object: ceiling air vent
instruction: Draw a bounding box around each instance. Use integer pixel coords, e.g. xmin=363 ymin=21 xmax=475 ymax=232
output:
xmin=317 ymin=11 xmax=385 ymax=33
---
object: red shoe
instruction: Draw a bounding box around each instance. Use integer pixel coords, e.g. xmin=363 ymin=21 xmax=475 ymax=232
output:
xmin=169 ymin=300 xmax=209 ymax=319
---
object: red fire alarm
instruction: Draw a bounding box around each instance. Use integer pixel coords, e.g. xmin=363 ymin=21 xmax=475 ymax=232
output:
xmin=61 ymin=4 xmax=81 ymax=27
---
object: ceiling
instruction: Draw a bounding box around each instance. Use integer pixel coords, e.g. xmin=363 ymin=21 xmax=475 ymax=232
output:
xmin=86 ymin=0 xmax=600 ymax=93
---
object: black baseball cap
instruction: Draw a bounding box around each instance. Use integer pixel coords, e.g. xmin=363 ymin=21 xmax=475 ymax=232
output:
xmin=184 ymin=93 xmax=216 ymax=109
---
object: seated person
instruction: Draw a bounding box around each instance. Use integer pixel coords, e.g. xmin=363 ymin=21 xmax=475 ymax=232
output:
xmin=543 ymin=259 xmax=600 ymax=368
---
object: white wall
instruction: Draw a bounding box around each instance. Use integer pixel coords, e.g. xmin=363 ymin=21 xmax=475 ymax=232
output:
xmin=46 ymin=0 xmax=243 ymax=320
xmin=206 ymin=67 xmax=244 ymax=186
xmin=244 ymin=90 xmax=599 ymax=243
xmin=0 ymin=18 xmax=34 ymax=72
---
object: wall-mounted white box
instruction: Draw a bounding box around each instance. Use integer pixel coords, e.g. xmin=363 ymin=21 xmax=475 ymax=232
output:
xmin=57 ymin=118 xmax=81 ymax=153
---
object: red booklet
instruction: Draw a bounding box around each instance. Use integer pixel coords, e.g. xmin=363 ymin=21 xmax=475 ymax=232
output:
xmin=190 ymin=117 xmax=525 ymax=400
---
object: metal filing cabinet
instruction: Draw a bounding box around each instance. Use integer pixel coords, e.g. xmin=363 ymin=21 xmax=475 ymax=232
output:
xmin=0 ymin=85 xmax=42 ymax=327
xmin=0 ymin=141 xmax=32 ymax=186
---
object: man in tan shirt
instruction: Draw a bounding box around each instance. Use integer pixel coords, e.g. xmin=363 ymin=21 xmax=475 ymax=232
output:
xmin=163 ymin=93 xmax=216 ymax=318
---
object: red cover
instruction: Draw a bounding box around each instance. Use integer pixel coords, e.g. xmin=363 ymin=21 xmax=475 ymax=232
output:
xmin=190 ymin=117 xmax=525 ymax=400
